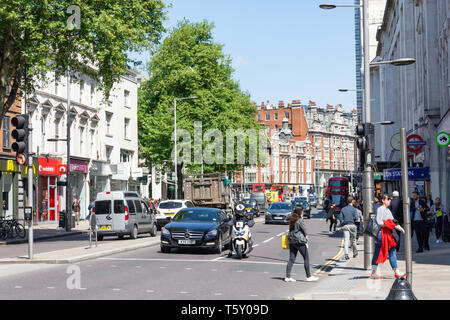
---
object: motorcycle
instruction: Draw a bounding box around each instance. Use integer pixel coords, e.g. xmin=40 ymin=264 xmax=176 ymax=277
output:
xmin=229 ymin=218 xmax=255 ymax=259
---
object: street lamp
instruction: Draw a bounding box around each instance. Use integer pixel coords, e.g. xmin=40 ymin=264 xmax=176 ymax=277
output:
xmin=173 ymin=96 xmax=198 ymax=199
xmin=370 ymin=58 xmax=416 ymax=67
xmin=339 ymin=88 xmax=364 ymax=92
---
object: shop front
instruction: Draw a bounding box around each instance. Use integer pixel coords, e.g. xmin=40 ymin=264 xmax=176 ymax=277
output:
xmin=70 ymin=159 xmax=89 ymax=220
xmin=37 ymin=157 xmax=65 ymax=222
xmin=383 ymin=167 xmax=431 ymax=197
xmin=111 ymin=163 xmax=130 ymax=191
xmin=0 ymin=159 xmax=20 ymax=220
xmin=89 ymin=160 xmax=112 ymax=202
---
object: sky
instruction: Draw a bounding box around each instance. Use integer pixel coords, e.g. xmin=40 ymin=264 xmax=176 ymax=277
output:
xmin=131 ymin=0 xmax=358 ymax=111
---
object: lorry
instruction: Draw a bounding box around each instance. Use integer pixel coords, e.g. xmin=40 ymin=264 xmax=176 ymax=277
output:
xmin=183 ymin=173 xmax=233 ymax=212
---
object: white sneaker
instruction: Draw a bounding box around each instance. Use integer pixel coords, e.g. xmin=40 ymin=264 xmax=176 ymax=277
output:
xmin=306 ymin=276 xmax=319 ymax=282
xmin=284 ymin=277 xmax=296 ymax=282
xmin=436 ymin=239 xmax=442 ymax=244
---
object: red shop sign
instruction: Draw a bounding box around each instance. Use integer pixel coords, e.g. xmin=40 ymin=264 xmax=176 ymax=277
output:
xmin=38 ymin=158 xmax=63 ymax=175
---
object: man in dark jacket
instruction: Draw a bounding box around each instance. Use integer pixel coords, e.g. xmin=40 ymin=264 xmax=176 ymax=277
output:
xmin=410 ymin=191 xmax=431 ymax=252
xmin=389 ymin=191 xmax=403 ymax=251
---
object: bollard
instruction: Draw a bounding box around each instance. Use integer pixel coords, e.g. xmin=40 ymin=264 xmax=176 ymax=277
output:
xmin=386 ymin=277 xmax=417 ymax=300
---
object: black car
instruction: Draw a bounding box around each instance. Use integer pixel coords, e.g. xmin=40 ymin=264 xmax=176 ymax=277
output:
xmin=160 ymin=207 xmax=232 ymax=253
xmin=242 ymin=198 xmax=260 ymax=217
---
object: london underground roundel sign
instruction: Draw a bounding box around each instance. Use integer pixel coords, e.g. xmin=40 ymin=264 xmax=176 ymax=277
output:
xmin=406 ymin=134 xmax=425 ymax=157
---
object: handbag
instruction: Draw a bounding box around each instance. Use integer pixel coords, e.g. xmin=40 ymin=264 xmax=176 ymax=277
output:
xmin=281 ymin=235 xmax=290 ymax=249
xmin=364 ymin=217 xmax=380 ymax=238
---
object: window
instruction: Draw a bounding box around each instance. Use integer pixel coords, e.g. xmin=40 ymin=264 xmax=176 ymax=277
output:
xmin=133 ymin=200 xmax=142 ymax=213
xmin=106 ymin=113 xmax=112 ymax=136
xmin=79 ymin=80 xmax=84 ymax=103
xmin=265 ymin=114 xmax=270 ymax=121
xmin=79 ymin=127 xmax=85 ymax=153
xmin=285 ymin=112 xmax=289 ymax=119
xmin=124 ymin=118 xmax=130 ymax=139
xmin=106 ymin=146 xmax=113 ymax=162
xmin=274 ymin=113 xmax=278 ymax=120
xmin=90 ymin=84 xmax=95 ymax=106
xmin=120 ymin=149 xmax=132 ymax=163
xmin=54 ymin=118 xmax=61 ymax=152
xmin=90 ymin=129 xmax=95 ymax=157
xmin=266 ymin=125 xmax=270 ymax=134
xmin=2 ymin=117 xmax=10 ymax=149
xmin=41 ymin=117 xmax=46 ymax=151
xmin=114 ymin=200 xmax=124 ymax=214
xmin=124 ymin=90 xmax=130 ymax=107
xmin=257 ymin=114 xmax=260 ymax=120
xmin=126 ymin=199 xmax=136 ymax=213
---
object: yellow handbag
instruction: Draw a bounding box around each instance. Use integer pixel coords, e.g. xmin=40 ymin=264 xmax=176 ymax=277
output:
xmin=282 ymin=235 xmax=290 ymax=249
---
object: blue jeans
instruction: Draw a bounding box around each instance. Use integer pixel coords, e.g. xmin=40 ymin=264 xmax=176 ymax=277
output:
xmin=371 ymin=232 xmax=398 ymax=269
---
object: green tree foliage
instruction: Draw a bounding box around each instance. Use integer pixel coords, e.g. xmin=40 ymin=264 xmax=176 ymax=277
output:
xmin=0 ymin=0 xmax=167 ymax=120
xmin=138 ymin=20 xmax=266 ymax=174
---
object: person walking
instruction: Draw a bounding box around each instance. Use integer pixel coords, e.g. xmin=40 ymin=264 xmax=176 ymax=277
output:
xmin=426 ymin=194 xmax=434 ymax=210
xmin=410 ymin=191 xmax=431 ymax=252
xmin=370 ymin=194 xmax=406 ymax=279
xmin=326 ymin=203 xmax=337 ymax=234
xmin=389 ymin=190 xmax=403 ymax=251
xmin=352 ymin=199 xmax=363 ymax=244
xmin=337 ymin=196 xmax=359 ymax=261
xmin=431 ymin=198 xmax=446 ymax=244
xmin=285 ymin=207 xmax=318 ymax=282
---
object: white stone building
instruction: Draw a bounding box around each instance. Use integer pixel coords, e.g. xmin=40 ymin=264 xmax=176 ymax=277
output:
xmin=25 ymin=69 xmax=141 ymax=221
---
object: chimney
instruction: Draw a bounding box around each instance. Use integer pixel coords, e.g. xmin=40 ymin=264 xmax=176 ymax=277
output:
xmin=278 ymin=100 xmax=285 ymax=108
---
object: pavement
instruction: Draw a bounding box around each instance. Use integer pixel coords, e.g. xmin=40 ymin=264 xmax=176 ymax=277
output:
xmin=295 ymin=229 xmax=450 ymax=300
xmin=1 ymin=218 xmax=450 ymax=300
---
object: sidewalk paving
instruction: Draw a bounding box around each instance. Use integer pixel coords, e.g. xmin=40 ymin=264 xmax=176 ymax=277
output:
xmin=0 ymin=220 xmax=90 ymax=245
xmin=296 ymin=230 xmax=450 ymax=300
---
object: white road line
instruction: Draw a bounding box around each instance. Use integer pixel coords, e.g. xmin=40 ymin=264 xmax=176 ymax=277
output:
xmin=253 ymin=244 xmax=259 ymax=247
xmin=112 ymin=288 xmax=120 ymax=291
xmin=14 ymin=286 xmax=22 ymax=289
xmin=263 ymin=237 xmax=274 ymax=243
xmin=146 ymin=290 xmax=155 ymax=293
xmin=277 ymin=232 xmax=285 ymax=237
xmin=179 ymin=291 xmax=189 ymax=294
xmin=214 ymin=293 xmax=222 ymax=296
xmin=212 ymin=256 xmax=225 ymax=261
xmin=47 ymin=287 xmax=55 ymax=289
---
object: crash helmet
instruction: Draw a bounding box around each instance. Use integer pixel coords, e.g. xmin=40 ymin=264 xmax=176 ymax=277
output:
xmin=235 ymin=204 xmax=246 ymax=217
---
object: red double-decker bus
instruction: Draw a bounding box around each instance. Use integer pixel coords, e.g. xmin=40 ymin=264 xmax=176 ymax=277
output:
xmin=325 ymin=176 xmax=349 ymax=212
xmin=271 ymin=184 xmax=290 ymax=201
xmin=252 ymin=184 xmax=265 ymax=193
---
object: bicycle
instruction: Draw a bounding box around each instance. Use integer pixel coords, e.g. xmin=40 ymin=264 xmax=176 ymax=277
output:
xmin=0 ymin=218 xmax=26 ymax=239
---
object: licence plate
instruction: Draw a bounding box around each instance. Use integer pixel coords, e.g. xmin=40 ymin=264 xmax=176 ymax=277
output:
xmin=178 ymin=239 xmax=195 ymax=245
xmin=166 ymin=212 xmax=175 ymax=216
xmin=273 ymin=217 xmax=283 ymax=220
xmin=98 ymin=225 xmax=111 ymax=230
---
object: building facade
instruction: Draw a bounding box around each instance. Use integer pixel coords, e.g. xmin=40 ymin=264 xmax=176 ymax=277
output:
xmin=370 ymin=0 xmax=449 ymax=208
xmin=25 ymin=69 xmax=141 ymax=221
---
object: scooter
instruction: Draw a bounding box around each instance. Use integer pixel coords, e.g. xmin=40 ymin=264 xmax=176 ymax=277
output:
xmin=230 ymin=218 xmax=255 ymax=259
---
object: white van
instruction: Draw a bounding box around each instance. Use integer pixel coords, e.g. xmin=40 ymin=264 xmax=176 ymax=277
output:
xmin=155 ymin=199 xmax=195 ymax=229
xmin=94 ymin=191 xmax=157 ymax=240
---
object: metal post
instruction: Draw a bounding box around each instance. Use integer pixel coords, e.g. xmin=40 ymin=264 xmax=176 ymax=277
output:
xmin=362 ymin=0 xmax=374 ymax=269
xmin=174 ymin=98 xmax=177 ymax=200
xmin=66 ymin=71 xmax=72 ymax=231
xmin=400 ymin=128 xmax=412 ymax=285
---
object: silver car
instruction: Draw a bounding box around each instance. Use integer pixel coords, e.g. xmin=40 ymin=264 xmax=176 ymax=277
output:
xmin=94 ymin=191 xmax=157 ymax=240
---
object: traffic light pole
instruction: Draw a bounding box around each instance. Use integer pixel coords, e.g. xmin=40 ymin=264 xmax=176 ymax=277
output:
xmin=362 ymin=0 xmax=375 ymax=270
xmin=27 ymin=117 xmax=33 ymax=259
xmin=66 ymin=71 xmax=72 ymax=232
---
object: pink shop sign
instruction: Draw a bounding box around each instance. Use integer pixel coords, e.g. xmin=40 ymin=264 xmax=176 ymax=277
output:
xmin=70 ymin=159 xmax=89 ymax=173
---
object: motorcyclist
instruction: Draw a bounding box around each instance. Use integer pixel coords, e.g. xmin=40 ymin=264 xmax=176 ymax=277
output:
xmin=227 ymin=204 xmax=254 ymax=258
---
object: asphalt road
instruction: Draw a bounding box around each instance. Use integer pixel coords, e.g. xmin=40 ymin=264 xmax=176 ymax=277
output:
xmin=0 ymin=207 xmax=344 ymax=300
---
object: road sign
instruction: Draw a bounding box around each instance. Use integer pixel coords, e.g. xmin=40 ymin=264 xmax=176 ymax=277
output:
xmin=406 ymin=134 xmax=425 ymax=157
xmin=436 ymin=132 xmax=450 ymax=147
xmin=390 ymin=133 xmax=401 ymax=151
xmin=16 ymin=153 xmax=26 ymax=165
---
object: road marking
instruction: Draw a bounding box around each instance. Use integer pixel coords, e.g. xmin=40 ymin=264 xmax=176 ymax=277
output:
xmin=315 ymin=239 xmax=345 ymax=275
xmin=263 ymin=237 xmax=274 ymax=243
xmin=47 ymin=287 xmax=55 ymax=289
xmin=136 ymin=266 xmax=142 ymax=268
xmin=277 ymin=232 xmax=285 ymax=237
xmin=253 ymin=244 xmax=259 ymax=247
xmin=185 ymin=267 xmax=192 ymax=270
xmin=146 ymin=290 xmax=155 ymax=293
xmin=214 ymin=293 xmax=222 ymax=296
xmin=212 ymin=256 xmax=225 ymax=261
xmin=179 ymin=291 xmax=189 ymax=294
xmin=14 ymin=286 xmax=22 ymax=289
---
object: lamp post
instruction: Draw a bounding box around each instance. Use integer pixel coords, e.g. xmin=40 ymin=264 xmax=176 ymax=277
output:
xmin=173 ymin=96 xmax=197 ymax=199
xmin=321 ymin=1 xmax=415 ymax=268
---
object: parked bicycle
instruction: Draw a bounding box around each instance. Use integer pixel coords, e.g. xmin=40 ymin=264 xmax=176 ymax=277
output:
xmin=0 ymin=218 xmax=26 ymax=240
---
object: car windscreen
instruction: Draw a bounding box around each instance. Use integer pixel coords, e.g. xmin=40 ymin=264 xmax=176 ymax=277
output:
xmin=159 ymin=202 xmax=183 ymax=209
xmin=95 ymin=201 xmax=111 ymax=215
xmin=172 ymin=210 xmax=219 ymax=222
xmin=242 ymin=199 xmax=256 ymax=205
xmin=270 ymin=203 xmax=291 ymax=210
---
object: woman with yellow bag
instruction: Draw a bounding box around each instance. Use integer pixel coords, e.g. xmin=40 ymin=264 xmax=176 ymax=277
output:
xmin=284 ymin=207 xmax=318 ymax=282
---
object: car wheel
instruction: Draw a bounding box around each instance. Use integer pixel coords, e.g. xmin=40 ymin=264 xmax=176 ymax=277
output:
xmin=150 ymin=222 xmax=157 ymax=237
xmin=130 ymin=225 xmax=138 ymax=239
xmin=161 ymin=246 xmax=171 ymax=253
xmin=215 ymin=234 xmax=223 ymax=254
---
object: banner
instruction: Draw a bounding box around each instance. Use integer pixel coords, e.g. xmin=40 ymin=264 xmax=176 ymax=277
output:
xmin=383 ymin=167 xmax=430 ymax=181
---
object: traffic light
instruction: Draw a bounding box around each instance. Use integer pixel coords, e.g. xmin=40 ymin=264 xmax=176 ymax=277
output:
xmin=11 ymin=114 xmax=29 ymax=165
xmin=356 ymin=123 xmax=374 ymax=151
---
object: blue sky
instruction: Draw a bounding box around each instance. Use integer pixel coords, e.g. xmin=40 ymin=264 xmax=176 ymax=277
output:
xmin=132 ymin=0 xmax=358 ymax=111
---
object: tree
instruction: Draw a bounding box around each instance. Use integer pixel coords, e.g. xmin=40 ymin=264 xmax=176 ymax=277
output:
xmin=0 ymin=0 xmax=167 ymax=121
xmin=138 ymin=20 xmax=266 ymax=183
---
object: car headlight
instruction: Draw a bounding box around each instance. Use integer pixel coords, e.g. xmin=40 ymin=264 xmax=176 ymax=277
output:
xmin=206 ymin=229 xmax=217 ymax=237
xmin=162 ymin=227 xmax=170 ymax=236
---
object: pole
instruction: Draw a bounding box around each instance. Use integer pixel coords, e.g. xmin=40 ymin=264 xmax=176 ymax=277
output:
xmin=25 ymin=64 xmax=34 ymax=259
xmin=174 ymin=98 xmax=177 ymax=200
xmin=66 ymin=71 xmax=72 ymax=231
xmin=400 ymin=128 xmax=412 ymax=285
xmin=362 ymin=0 xmax=374 ymax=269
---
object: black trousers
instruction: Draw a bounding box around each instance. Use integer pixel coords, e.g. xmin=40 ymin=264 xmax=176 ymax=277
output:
xmin=286 ymin=242 xmax=311 ymax=278
xmin=414 ymin=220 xmax=430 ymax=249
xmin=436 ymin=216 xmax=443 ymax=240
